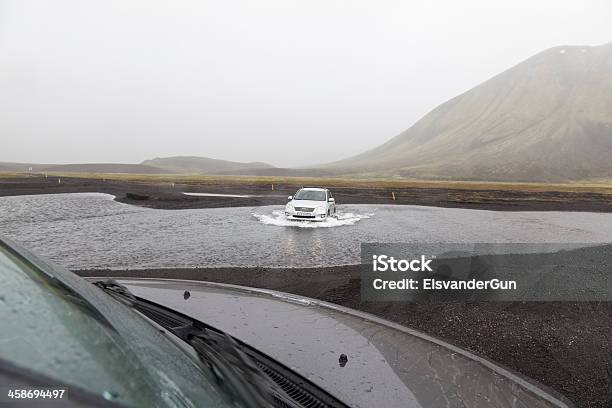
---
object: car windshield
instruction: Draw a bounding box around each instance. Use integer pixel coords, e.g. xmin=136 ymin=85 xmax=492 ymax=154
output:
xmin=294 ymin=190 xmax=326 ymax=201
xmin=0 ymin=243 xmax=240 ymax=408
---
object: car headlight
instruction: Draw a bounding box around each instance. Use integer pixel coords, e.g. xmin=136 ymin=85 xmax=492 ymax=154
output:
xmin=315 ymin=205 xmax=326 ymax=213
xmin=286 ymin=204 xmax=294 ymax=211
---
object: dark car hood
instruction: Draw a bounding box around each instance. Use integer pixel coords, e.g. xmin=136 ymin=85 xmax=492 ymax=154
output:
xmin=116 ymin=278 xmax=572 ymax=408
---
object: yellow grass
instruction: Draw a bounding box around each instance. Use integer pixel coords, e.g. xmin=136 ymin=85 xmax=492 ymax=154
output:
xmin=0 ymin=172 xmax=30 ymax=178
xmin=1 ymin=171 xmax=611 ymax=194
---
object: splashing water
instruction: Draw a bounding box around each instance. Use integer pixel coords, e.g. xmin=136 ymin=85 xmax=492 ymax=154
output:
xmin=252 ymin=209 xmax=373 ymax=228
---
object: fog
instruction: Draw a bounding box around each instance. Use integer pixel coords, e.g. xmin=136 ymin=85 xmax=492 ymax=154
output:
xmin=1 ymin=0 xmax=611 ymax=167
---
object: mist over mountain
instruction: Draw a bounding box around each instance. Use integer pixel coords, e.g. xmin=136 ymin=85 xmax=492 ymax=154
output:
xmin=141 ymin=156 xmax=274 ymax=174
xmin=4 ymin=45 xmax=611 ymax=182
xmin=325 ymin=43 xmax=612 ymax=182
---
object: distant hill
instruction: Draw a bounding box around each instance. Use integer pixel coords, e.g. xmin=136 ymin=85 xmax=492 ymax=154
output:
xmin=141 ymin=156 xmax=275 ymax=174
xmin=0 ymin=162 xmax=55 ymax=172
xmin=218 ymin=167 xmax=337 ymax=177
xmin=39 ymin=163 xmax=173 ymax=174
xmin=0 ymin=156 xmax=275 ymax=175
xmin=0 ymin=162 xmax=42 ymax=172
xmin=325 ymin=43 xmax=612 ymax=182
xmin=0 ymin=162 xmax=174 ymax=174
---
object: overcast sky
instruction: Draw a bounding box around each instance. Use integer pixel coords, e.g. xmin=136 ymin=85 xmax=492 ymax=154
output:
xmin=1 ymin=0 xmax=611 ymax=167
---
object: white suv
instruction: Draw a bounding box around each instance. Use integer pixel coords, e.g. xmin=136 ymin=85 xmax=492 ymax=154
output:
xmin=285 ymin=188 xmax=336 ymax=221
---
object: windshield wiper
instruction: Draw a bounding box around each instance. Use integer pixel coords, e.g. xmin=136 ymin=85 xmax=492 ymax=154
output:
xmin=93 ymin=280 xmax=297 ymax=408
xmin=185 ymin=327 xmax=276 ymax=408
xmin=94 ymin=279 xmax=137 ymax=300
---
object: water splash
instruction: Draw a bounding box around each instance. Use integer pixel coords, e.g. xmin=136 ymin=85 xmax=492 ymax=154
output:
xmin=252 ymin=209 xmax=373 ymax=228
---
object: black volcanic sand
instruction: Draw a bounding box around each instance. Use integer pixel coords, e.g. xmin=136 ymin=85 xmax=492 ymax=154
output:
xmin=1 ymin=174 xmax=612 ymax=212
xmin=76 ymin=265 xmax=612 ymax=408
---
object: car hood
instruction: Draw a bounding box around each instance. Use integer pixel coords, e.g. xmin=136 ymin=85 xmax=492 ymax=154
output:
xmin=117 ymin=278 xmax=572 ymax=408
xmin=288 ymin=199 xmax=326 ymax=208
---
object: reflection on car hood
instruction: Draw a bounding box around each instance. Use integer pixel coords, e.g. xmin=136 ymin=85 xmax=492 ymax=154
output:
xmin=117 ymin=278 xmax=572 ymax=408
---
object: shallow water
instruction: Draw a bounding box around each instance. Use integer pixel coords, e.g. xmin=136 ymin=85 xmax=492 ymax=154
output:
xmin=0 ymin=193 xmax=610 ymax=269
xmin=252 ymin=209 xmax=373 ymax=228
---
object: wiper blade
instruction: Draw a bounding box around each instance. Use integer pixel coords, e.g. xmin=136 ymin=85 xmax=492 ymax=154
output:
xmin=187 ymin=328 xmax=276 ymax=408
xmin=94 ymin=279 xmax=137 ymax=301
xmin=93 ymin=280 xmax=286 ymax=408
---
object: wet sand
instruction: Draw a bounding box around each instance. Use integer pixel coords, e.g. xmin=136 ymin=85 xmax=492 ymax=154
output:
xmin=76 ymin=264 xmax=612 ymax=408
xmin=2 ymin=174 xmax=612 ymax=212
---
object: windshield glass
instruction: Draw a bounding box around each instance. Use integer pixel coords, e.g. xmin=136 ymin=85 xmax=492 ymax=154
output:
xmin=0 ymin=244 xmax=238 ymax=408
xmin=294 ymin=190 xmax=326 ymax=201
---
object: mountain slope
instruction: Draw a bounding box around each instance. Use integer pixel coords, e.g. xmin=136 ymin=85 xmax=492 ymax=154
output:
xmin=141 ymin=156 xmax=275 ymax=174
xmin=326 ymin=43 xmax=612 ymax=182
